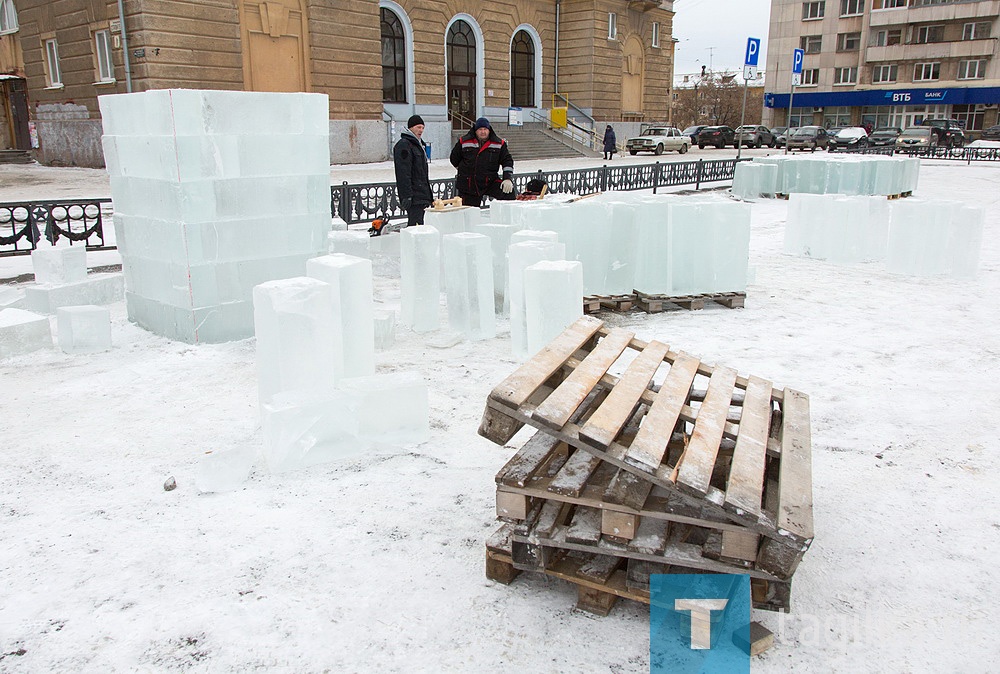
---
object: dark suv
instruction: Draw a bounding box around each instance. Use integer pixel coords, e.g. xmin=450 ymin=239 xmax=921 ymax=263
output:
xmin=920 ymin=119 xmax=966 ymax=148
xmin=697 ymin=126 xmax=736 ymax=149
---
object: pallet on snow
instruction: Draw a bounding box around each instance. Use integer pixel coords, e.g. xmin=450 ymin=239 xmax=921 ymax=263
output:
xmin=479 ymin=315 xmax=813 ymax=581
xmin=583 ymin=294 xmax=636 ymax=314
xmin=486 ymin=522 xmax=790 ymax=615
xmin=633 ymin=290 xmax=746 ymax=313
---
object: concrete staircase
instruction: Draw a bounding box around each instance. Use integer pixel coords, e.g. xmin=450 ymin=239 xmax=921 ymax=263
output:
xmin=0 ymin=150 xmax=32 ymax=164
xmin=450 ymin=122 xmax=598 ymax=162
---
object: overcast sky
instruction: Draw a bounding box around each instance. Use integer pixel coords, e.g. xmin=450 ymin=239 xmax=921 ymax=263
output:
xmin=671 ymin=0 xmax=773 ymax=76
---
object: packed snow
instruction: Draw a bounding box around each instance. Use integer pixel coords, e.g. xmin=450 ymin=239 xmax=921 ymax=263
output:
xmin=1 ymin=154 xmax=997 ymax=671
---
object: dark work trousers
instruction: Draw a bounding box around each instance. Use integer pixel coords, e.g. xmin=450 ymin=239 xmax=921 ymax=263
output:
xmin=406 ymin=202 xmax=430 ymax=227
xmin=458 ymin=181 xmax=516 ymax=208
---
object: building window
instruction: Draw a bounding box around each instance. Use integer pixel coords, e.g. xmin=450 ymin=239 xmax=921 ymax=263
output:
xmin=913 ymin=62 xmax=940 ymax=81
xmin=824 ymin=106 xmax=852 ymax=128
xmin=800 ymin=35 xmax=823 ymax=54
xmin=789 ymin=107 xmax=812 ymax=127
xmin=651 ymin=22 xmax=660 ymax=48
xmin=0 ymin=0 xmax=17 ymax=33
xmin=871 ymin=28 xmax=902 ymax=46
xmin=608 ymin=13 xmax=617 ymax=40
xmin=834 ymin=67 xmax=857 ymax=84
xmin=510 ymin=30 xmax=535 ymax=107
xmin=801 ymin=68 xmax=820 ymax=85
xmin=962 ymin=22 xmax=991 ymax=40
xmin=380 ymin=8 xmax=406 ymax=103
xmin=94 ymin=30 xmax=114 ymax=82
xmin=957 ymin=59 xmax=986 ymax=80
xmin=837 ymin=32 xmax=861 ymax=51
xmin=44 ymin=38 xmax=62 ymax=87
xmin=951 ymin=104 xmax=984 ymax=131
xmin=802 ymin=2 xmax=825 ymax=19
xmin=840 ymin=0 xmax=863 ymax=16
xmin=873 ymin=0 xmax=906 ymax=8
xmin=872 ymin=64 xmax=897 ymax=83
xmin=915 ymin=25 xmax=944 ymax=44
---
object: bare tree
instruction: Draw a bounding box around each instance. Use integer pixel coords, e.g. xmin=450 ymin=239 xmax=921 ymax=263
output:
xmin=673 ymin=70 xmax=765 ymax=128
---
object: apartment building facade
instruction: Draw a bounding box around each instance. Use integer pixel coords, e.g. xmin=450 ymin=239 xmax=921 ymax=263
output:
xmin=763 ymin=0 xmax=1000 ymax=134
xmin=2 ymin=0 xmax=675 ymax=167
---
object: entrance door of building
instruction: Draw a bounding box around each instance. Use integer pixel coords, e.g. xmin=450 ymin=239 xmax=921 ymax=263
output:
xmin=3 ymin=78 xmax=30 ymax=150
xmin=448 ymin=76 xmax=475 ymax=130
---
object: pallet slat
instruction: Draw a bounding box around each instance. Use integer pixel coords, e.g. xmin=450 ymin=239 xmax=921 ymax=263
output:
xmin=489 ymin=315 xmax=603 ymax=410
xmin=776 ymin=389 xmax=813 ymax=540
xmin=675 ymin=366 xmax=738 ymax=495
xmin=624 ymin=352 xmax=701 ymax=471
xmin=532 ymin=328 xmax=634 ymax=431
xmin=723 ymin=376 xmax=774 ymax=517
xmin=579 ymin=339 xmax=670 ymax=448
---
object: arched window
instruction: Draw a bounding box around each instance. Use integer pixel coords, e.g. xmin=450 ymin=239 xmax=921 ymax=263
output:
xmin=511 ymin=30 xmax=535 ymax=107
xmin=381 ymin=8 xmax=406 ymax=103
xmin=0 ymin=0 xmax=19 ymax=34
xmin=447 ymin=20 xmax=475 ymax=75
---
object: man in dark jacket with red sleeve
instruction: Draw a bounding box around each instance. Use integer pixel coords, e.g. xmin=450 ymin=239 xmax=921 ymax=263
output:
xmin=449 ymin=117 xmax=516 ymax=207
xmin=393 ymin=115 xmax=434 ymax=227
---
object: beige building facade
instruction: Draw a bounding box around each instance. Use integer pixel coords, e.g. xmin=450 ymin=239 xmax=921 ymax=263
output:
xmin=2 ymin=0 xmax=676 ymax=167
xmin=764 ymin=0 xmax=1000 ymax=134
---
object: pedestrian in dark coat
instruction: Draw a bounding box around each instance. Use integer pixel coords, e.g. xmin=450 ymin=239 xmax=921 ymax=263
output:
xmin=603 ymin=125 xmax=617 ymax=160
xmin=449 ymin=117 xmax=516 ymax=207
xmin=393 ymin=114 xmax=434 ymax=227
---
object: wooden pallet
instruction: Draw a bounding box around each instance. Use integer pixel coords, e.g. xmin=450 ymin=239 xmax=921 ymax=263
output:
xmin=486 ymin=523 xmax=790 ymax=614
xmin=634 ymin=291 xmax=746 ymax=313
xmin=583 ymin=294 xmax=636 ymax=315
xmin=495 ymin=434 xmax=773 ymax=575
xmin=479 ymin=316 xmax=813 ymax=580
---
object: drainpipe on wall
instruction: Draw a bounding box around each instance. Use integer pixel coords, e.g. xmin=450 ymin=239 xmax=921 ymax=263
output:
xmin=554 ymin=0 xmax=561 ymax=95
xmin=117 ymin=0 xmax=133 ymax=92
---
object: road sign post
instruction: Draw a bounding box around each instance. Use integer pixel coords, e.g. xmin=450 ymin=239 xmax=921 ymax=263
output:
xmin=786 ymin=48 xmax=804 ymax=155
xmin=737 ymin=38 xmax=761 ymax=161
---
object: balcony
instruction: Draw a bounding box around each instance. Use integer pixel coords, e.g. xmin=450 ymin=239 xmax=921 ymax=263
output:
xmin=865 ymin=36 xmax=998 ymax=61
xmin=870 ymin=0 xmax=1000 ymax=26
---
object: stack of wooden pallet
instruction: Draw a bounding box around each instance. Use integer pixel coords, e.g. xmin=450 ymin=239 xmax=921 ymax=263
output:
xmin=479 ymin=315 xmax=813 ymax=617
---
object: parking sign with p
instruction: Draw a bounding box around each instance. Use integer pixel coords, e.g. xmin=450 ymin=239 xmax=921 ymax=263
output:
xmin=792 ymin=48 xmax=804 ymax=86
xmin=743 ymin=38 xmax=760 ymax=80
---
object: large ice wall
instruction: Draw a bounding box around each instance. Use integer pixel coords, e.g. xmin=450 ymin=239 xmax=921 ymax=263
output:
xmin=100 ymin=89 xmax=331 ymax=343
xmin=784 ymin=194 xmax=890 ymax=263
xmin=735 ymin=155 xmax=920 ymax=198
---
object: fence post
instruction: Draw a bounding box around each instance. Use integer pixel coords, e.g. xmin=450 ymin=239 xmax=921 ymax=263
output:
xmin=695 ymin=158 xmax=703 ymax=190
xmin=600 ymin=164 xmax=608 ymax=192
xmin=653 ymin=161 xmax=660 ymax=194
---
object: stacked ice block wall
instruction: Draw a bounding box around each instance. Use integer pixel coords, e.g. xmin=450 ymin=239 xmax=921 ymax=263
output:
xmin=734 ymin=155 xmax=920 ymax=198
xmin=99 ymin=89 xmax=331 ymax=343
xmin=784 ymin=194 xmax=890 ymax=263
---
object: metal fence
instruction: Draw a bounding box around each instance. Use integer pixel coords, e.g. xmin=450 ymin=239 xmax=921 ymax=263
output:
xmin=838 ymin=144 xmax=1000 ymax=162
xmin=332 ymin=157 xmax=745 ymax=224
xmin=1 ymin=198 xmax=113 ymax=258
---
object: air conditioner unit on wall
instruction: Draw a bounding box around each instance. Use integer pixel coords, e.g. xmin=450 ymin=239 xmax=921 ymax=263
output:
xmin=812 ymin=107 xmax=824 ymax=113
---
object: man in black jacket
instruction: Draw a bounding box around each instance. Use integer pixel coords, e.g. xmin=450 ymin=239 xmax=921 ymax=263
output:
xmin=449 ymin=117 xmax=516 ymax=207
xmin=393 ymin=115 xmax=434 ymax=227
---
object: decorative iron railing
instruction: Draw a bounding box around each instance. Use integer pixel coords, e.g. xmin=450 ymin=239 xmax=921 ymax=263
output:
xmin=2 ymin=158 xmax=743 ymax=256
xmin=0 ymin=198 xmax=113 ymax=258
xmin=837 ymin=144 xmax=1000 ymax=161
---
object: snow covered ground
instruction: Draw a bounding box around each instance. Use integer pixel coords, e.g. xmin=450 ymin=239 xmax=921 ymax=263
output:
xmin=1 ymin=156 xmax=998 ymax=671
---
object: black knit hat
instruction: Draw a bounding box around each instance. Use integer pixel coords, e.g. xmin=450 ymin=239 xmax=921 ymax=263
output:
xmin=407 ymin=114 xmax=425 ymax=128
xmin=474 ymin=117 xmax=491 ymax=130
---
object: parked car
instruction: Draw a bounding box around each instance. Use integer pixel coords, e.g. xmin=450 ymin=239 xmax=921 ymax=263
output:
xmin=786 ymin=126 xmax=830 ymax=152
xmin=868 ymin=127 xmax=902 ymax=146
xmin=772 ymin=126 xmax=795 ymax=148
xmin=920 ymin=119 xmax=966 ymax=147
xmin=735 ymin=125 xmax=776 ymax=148
xmin=681 ymin=125 xmax=709 ymax=144
xmin=625 ymin=126 xmax=690 ymax=155
xmin=697 ymin=125 xmax=736 ymax=149
xmin=896 ymin=127 xmax=939 ymax=150
xmin=827 ymin=126 xmax=870 ymax=151
xmin=980 ymin=125 xmax=1000 ymax=141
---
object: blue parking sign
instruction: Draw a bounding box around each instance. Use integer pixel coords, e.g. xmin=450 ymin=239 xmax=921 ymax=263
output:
xmin=792 ymin=48 xmax=804 ymax=74
xmin=744 ymin=38 xmax=760 ymax=67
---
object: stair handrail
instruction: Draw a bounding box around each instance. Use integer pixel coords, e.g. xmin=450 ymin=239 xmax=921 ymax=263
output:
xmin=530 ymin=108 xmax=600 ymax=151
xmin=552 ymin=93 xmax=597 ymax=135
xmin=449 ymin=110 xmax=476 ymax=133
